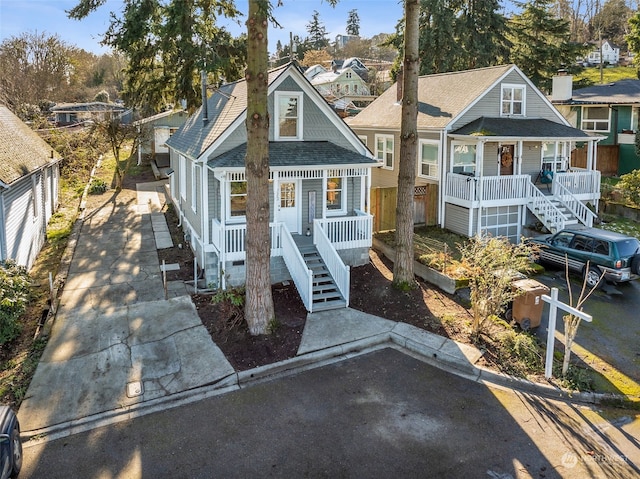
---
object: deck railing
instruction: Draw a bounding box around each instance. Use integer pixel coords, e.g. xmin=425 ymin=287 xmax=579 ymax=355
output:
xmin=314 ymin=221 xmax=350 ymax=307
xmin=528 ymin=184 xmax=567 ymax=233
xmin=315 ymin=212 xmax=373 ymax=250
xmin=555 ymin=170 xmax=601 ymax=196
xmin=211 ymin=220 xmax=283 ymax=262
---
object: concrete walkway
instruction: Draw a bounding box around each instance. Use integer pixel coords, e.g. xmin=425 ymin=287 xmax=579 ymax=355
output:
xmin=18 ymin=183 xmax=233 ymax=434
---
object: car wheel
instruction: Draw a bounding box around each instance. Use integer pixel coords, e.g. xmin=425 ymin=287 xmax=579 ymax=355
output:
xmin=585 ymin=266 xmax=602 ymax=289
xmin=520 ymin=318 xmax=531 ymax=331
xmin=10 ymin=424 xmax=21 ymax=478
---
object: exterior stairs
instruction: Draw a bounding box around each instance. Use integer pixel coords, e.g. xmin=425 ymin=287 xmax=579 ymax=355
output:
xmin=297 ymin=244 xmax=347 ymax=311
xmin=528 ymin=182 xmax=585 ymax=234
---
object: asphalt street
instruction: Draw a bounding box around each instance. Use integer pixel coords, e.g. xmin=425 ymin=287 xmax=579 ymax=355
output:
xmin=20 ymin=348 xmax=640 ymax=479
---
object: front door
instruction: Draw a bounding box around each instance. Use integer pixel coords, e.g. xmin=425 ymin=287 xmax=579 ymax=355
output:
xmin=500 ymin=144 xmax=515 ymax=176
xmin=279 ymin=181 xmax=300 ymax=233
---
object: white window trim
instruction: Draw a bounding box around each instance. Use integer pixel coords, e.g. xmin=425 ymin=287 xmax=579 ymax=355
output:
xmin=191 ymin=164 xmax=198 ymax=213
xmin=274 ymin=91 xmax=303 ymax=140
xmin=541 ymin=141 xmax=567 ymax=172
xmin=417 ymin=139 xmax=439 ymax=180
xmin=358 ymin=135 xmax=368 ymax=146
xmin=179 ymin=155 xmax=186 ymax=201
xmin=631 ymin=107 xmax=639 ymax=132
xmin=500 ymin=83 xmax=526 ymax=117
xmin=226 ymin=180 xmax=247 ymax=223
xmin=326 ymin=175 xmax=346 ymax=216
xmin=581 ymin=106 xmax=610 ymax=132
xmin=451 ymin=141 xmax=477 ymax=174
xmin=375 ymin=134 xmax=394 ymax=170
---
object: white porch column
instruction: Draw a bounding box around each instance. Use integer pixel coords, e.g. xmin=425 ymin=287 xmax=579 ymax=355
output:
xmin=272 ymin=171 xmax=279 ymax=224
xmin=517 ymin=140 xmax=523 ymax=174
xmin=476 ymin=139 xmax=486 ymax=237
xmin=321 ymin=170 xmax=327 ymax=219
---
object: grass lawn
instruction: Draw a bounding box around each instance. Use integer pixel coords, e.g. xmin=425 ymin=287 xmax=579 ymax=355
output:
xmin=574 ymin=66 xmax=637 ymax=84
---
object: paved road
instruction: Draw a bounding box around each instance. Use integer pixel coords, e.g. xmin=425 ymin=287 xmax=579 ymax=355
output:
xmin=532 ymin=269 xmax=640 ymax=391
xmin=20 ymin=349 xmax=640 ymax=479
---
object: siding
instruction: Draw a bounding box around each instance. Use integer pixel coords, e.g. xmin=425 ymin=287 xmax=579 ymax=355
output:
xmin=453 ymin=71 xmax=562 ymax=130
xmin=3 ymin=174 xmax=45 ymax=269
xmin=444 ymin=203 xmax=470 ymax=237
xmin=480 ymin=141 xmax=548 ymax=177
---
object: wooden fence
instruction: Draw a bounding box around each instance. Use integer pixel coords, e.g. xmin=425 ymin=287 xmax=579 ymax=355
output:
xmin=571 ymin=145 xmax=618 ymax=176
xmin=370 ymin=184 xmax=438 ymax=232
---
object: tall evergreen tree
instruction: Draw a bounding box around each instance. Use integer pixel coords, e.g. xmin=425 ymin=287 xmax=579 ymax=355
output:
xmin=69 ymin=0 xmax=246 ymax=112
xmin=456 ymin=0 xmax=510 ymax=70
xmin=393 ymin=0 xmax=420 ymax=289
xmin=508 ymin=0 xmax=585 ymax=92
xmin=346 ymin=9 xmax=360 ymax=36
xmin=306 ymin=10 xmax=329 ymax=50
xmin=245 ymin=0 xmax=274 ymax=335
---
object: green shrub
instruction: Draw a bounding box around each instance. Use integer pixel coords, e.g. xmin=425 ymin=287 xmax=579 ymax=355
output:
xmin=618 ymin=169 xmax=640 ymax=206
xmin=0 ymin=260 xmax=31 ymax=345
xmin=88 ymin=178 xmax=108 ymax=195
xmin=495 ymin=328 xmax=544 ymax=376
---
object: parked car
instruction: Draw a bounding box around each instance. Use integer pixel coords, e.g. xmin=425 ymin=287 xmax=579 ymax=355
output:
xmin=0 ymin=406 xmax=21 ymax=478
xmin=528 ymin=227 xmax=640 ymax=288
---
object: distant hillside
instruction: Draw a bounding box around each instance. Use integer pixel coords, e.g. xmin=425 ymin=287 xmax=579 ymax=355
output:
xmin=574 ymin=66 xmax=638 ymax=85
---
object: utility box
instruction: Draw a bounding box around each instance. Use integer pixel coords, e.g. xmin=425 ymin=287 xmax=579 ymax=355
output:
xmin=506 ymin=279 xmax=550 ymax=331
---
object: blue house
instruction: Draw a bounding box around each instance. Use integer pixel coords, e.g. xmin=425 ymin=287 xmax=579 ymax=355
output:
xmin=166 ymin=62 xmax=378 ymax=311
xmin=0 ymin=106 xmax=61 ymax=270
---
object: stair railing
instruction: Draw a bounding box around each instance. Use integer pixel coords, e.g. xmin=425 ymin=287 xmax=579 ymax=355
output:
xmin=313 ymin=221 xmax=350 ymax=307
xmin=528 ymin=182 xmax=568 ymax=233
xmin=552 ymin=180 xmax=596 ymax=228
xmin=281 ymin=225 xmax=313 ymax=312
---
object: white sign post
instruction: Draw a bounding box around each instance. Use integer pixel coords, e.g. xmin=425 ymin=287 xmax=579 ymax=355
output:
xmin=541 ymin=287 xmax=593 ymax=379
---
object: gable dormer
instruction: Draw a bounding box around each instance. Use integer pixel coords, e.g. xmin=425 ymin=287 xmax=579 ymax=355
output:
xmin=500 ymin=83 xmax=526 ymax=117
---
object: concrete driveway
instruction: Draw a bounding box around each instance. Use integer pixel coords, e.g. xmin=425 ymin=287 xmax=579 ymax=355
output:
xmin=18 ymin=184 xmax=234 ymax=434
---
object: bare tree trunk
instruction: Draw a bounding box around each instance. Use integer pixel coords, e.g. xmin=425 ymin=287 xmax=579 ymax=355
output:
xmin=393 ymin=0 xmax=420 ymax=289
xmin=244 ymin=0 xmax=274 ymax=335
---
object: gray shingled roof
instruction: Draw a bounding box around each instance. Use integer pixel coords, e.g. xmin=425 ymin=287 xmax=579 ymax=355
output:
xmin=568 ymin=79 xmax=640 ymax=104
xmin=208 ymin=141 xmax=378 ymax=169
xmin=166 ymin=63 xmax=291 ymax=159
xmin=451 ymin=117 xmax=592 ymax=139
xmin=0 ymin=106 xmax=61 ymax=186
xmin=347 ymin=64 xmax=516 ymax=130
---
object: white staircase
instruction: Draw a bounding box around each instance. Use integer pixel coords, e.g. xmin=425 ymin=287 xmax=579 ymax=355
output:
xmin=527 ymin=180 xmax=596 ymax=233
xmin=297 ymin=243 xmax=347 ymax=311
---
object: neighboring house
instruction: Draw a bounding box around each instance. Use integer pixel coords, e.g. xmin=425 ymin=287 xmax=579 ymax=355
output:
xmin=0 ymin=106 xmax=61 ymax=270
xmin=50 ymin=101 xmax=130 ymax=126
xmin=134 ymin=108 xmax=188 ymax=174
xmin=309 ymin=66 xmax=373 ymax=113
xmin=166 ymin=62 xmax=377 ymax=312
xmin=331 ymin=57 xmax=369 ymax=82
xmin=348 ymin=64 xmax=603 ymax=242
xmin=585 ymin=40 xmax=620 ymax=66
xmin=551 ymin=75 xmax=640 ymax=175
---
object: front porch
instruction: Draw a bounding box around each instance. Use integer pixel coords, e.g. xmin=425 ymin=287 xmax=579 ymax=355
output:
xmin=210 ymin=212 xmax=373 ymax=312
xmin=444 ymin=169 xmax=601 ymax=237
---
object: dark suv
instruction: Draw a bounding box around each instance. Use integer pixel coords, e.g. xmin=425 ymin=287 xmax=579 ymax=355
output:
xmin=529 ymin=227 xmax=640 ymax=288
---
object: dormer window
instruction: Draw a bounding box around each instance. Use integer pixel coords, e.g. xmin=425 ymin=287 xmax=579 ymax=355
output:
xmin=275 ymin=91 xmax=303 ymax=140
xmin=501 ymin=84 xmax=525 ymax=116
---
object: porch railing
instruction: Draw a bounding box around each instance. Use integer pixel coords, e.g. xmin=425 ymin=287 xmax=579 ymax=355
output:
xmin=552 ymin=180 xmax=596 ymax=228
xmin=211 ymin=219 xmax=283 ymax=262
xmin=445 ymin=173 xmax=477 ymax=203
xmin=315 ymin=212 xmax=373 ymax=250
xmin=313 ymin=222 xmax=350 ymax=307
xmin=555 ymin=169 xmax=601 ymax=196
xmin=281 ymin=225 xmax=313 ymax=311
xmin=480 ymin=174 xmax=530 ymax=203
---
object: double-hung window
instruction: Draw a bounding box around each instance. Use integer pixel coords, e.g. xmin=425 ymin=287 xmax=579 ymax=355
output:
xmin=229 ymin=181 xmax=247 ymax=221
xmin=581 ymin=106 xmax=610 ymax=132
xmin=179 ymin=155 xmax=187 ymax=201
xmin=275 ymin=92 xmax=303 ymax=140
xmin=541 ymin=142 xmax=566 ymax=172
xmin=191 ymin=164 xmax=198 ymax=213
xmin=501 ymin=84 xmax=525 ymax=116
xmin=375 ymin=134 xmax=394 ymax=170
xmin=452 ymin=143 xmax=476 ymax=175
xmin=418 ymin=140 xmax=439 ymax=179
xmin=326 ymin=174 xmax=345 ymax=215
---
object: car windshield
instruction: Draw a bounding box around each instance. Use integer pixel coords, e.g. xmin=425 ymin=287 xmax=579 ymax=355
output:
xmin=616 ymin=238 xmax=640 ymax=257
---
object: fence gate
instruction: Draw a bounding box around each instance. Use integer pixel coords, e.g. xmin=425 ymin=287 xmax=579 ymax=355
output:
xmin=371 ymin=184 xmax=439 ymax=233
